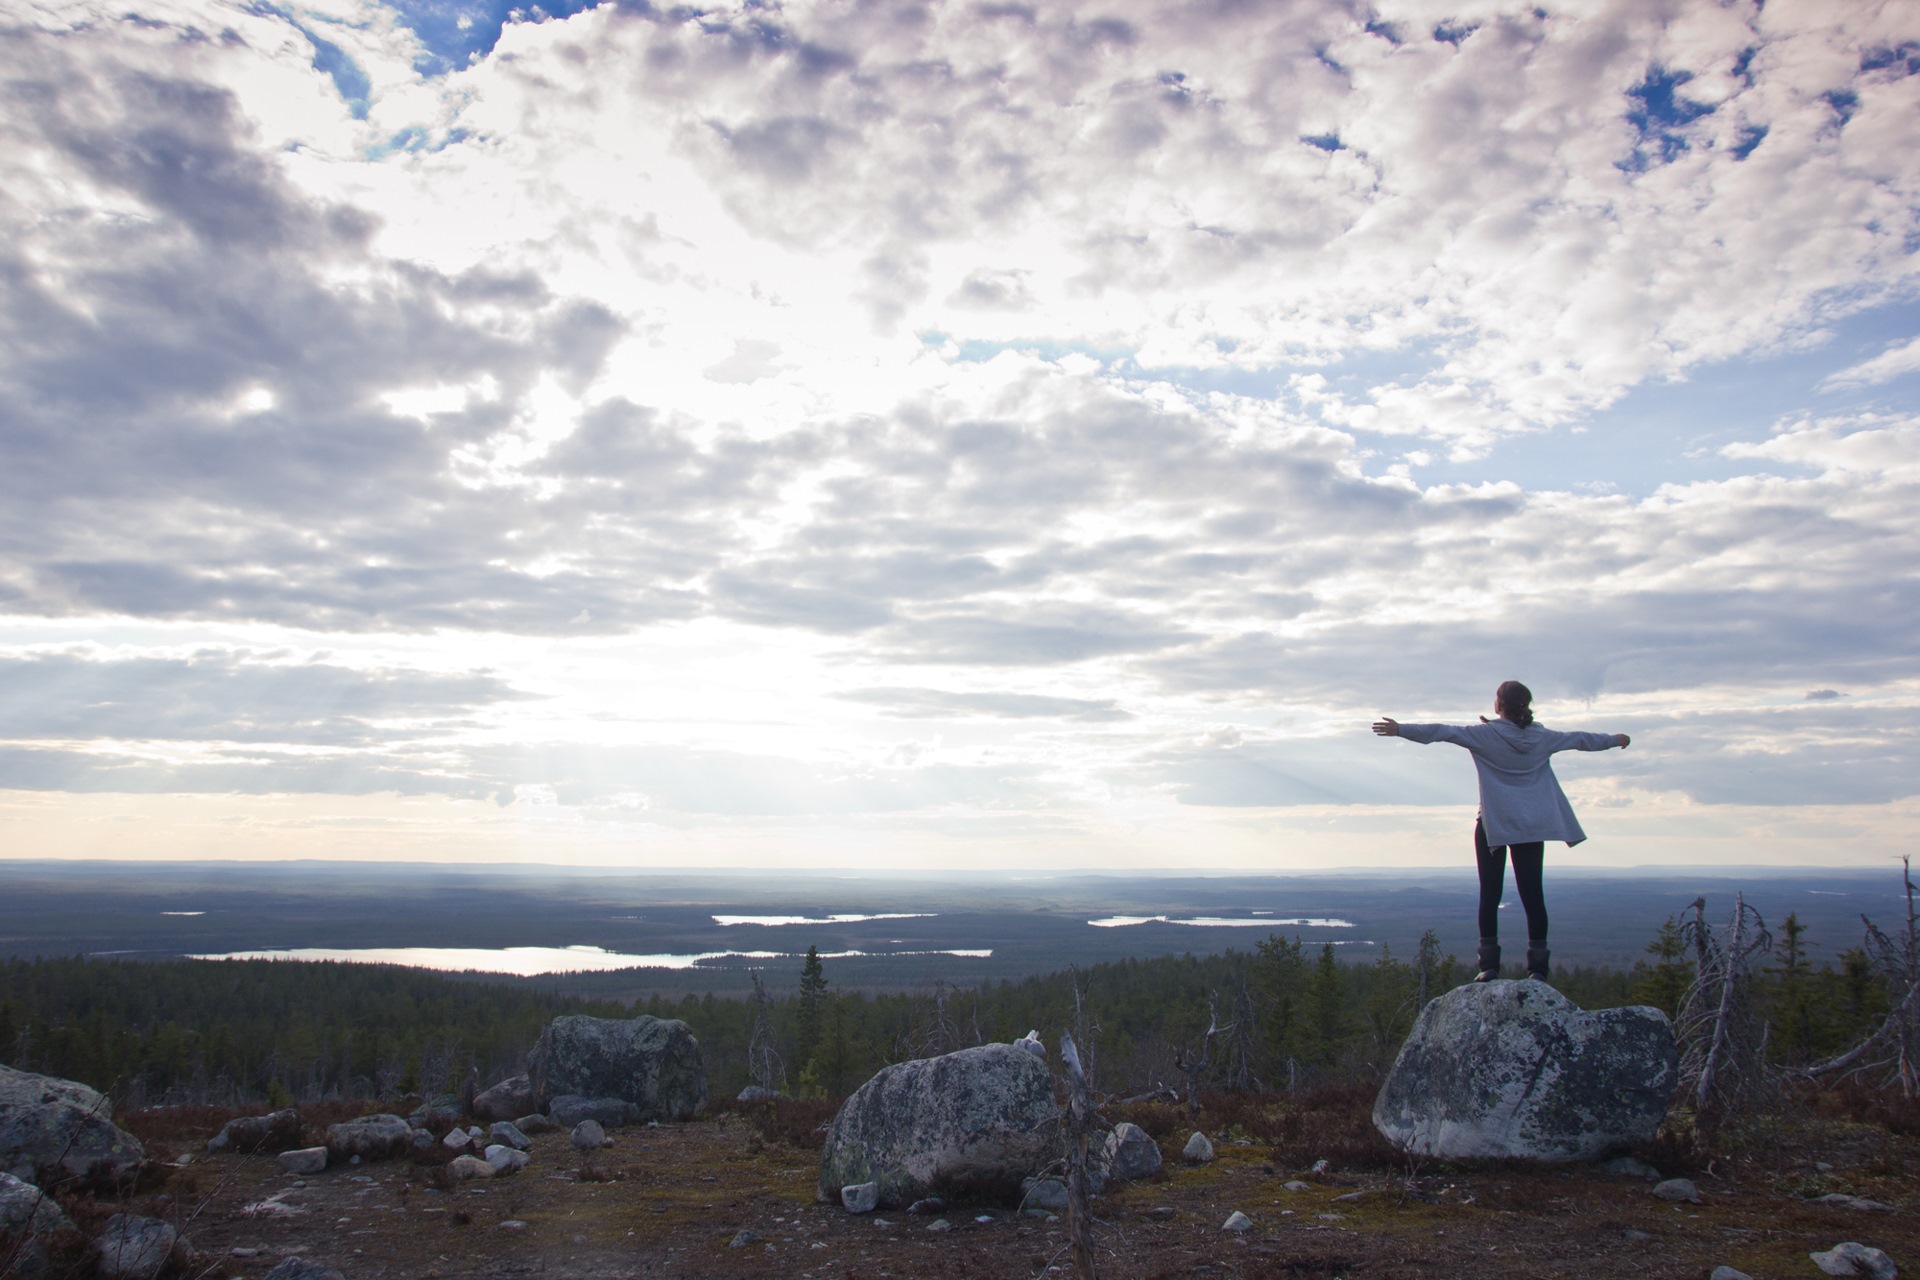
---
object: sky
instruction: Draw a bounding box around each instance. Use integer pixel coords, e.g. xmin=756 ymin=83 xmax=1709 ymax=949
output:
xmin=0 ymin=0 xmax=1916 ymax=872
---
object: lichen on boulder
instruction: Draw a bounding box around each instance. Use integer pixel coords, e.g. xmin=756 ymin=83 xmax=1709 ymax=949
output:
xmin=529 ymin=1015 xmax=706 ymax=1124
xmin=1372 ymin=980 xmax=1676 ymax=1162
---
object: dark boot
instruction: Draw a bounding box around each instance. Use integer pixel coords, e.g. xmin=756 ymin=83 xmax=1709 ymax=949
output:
xmin=1526 ymin=942 xmax=1551 ymax=982
xmin=1472 ymin=937 xmax=1500 ymax=983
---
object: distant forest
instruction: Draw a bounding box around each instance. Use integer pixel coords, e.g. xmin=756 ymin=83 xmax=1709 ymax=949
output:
xmin=0 ymin=912 xmax=1892 ymax=1108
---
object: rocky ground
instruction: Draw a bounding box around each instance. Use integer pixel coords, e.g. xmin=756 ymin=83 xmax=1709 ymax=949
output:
xmin=55 ymin=1092 xmax=1916 ymax=1280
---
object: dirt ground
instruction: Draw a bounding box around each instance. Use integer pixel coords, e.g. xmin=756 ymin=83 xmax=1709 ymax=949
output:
xmin=85 ymin=1101 xmax=1919 ymax=1280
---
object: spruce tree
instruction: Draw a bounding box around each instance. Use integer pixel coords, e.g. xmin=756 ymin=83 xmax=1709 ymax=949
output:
xmin=795 ymin=945 xmax=828 ymax=1070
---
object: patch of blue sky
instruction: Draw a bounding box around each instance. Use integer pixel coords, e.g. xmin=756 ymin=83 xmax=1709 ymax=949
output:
xmin=245 ymin=3 xmax=372 ymax=117
xmin=1391 ymin=298 xmax=1920 ymax=498
xmin=363 ymin=124 xmax=473 ymax=159
xmin=1620 ymin=65 xmax=1715 ymax=172
xmin=381 ymin=0 xmax=606 ymax=75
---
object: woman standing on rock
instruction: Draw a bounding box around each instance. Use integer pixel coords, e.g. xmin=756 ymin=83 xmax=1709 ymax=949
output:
xmin=1372 ymin=680 xmax=1630 ymax=984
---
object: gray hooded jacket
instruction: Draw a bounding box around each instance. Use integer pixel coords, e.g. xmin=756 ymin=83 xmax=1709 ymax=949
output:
xmin=1396 ymin=719 xmax=1619 ymax=847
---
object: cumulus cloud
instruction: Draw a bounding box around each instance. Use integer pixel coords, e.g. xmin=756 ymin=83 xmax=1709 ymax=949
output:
xmin=1822 ymin=335 xmax=1920 ymax=391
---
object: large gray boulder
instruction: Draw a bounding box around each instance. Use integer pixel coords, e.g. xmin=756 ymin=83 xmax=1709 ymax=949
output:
xmin=0 ymin=1064 xmax=145 ymax=1188
xmin=528 ymin=1016 xmax=705 ymax=1124
xmin=324 ymin=1114 xmax=413 ymax=1161
xmin=0 ymin=1170 xmax=78 ymax=1279
xmin=472 ymin=1075 xmax=534 ymax=1123
xmin=1373 ymin=980 xmax=1677 ymax=1162
xmin=817 ymin=1042 xmax=1058 ymax=1209
xmin=1097 ymin=1121 xmax=1163 ymax=1183
xmin=96 ymin=1213 xmax=180 ymax=1279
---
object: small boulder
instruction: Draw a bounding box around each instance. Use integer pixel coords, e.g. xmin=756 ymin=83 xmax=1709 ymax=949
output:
xmin=1811 ymin=1243 xmax=1898 ymax=1279
xmin=1653 ymin=1178 xmax=1701 ymax=1203
xmin=1373 ymin=981 xmax=1677 ymax=1162
xmin=1020 ymin=1177 xmax=1069 ymax=1212
xmin=1599 ymin=1156 xmax=1662 ymax=1179
xmin=262 ymin=1260 xmax=345 ymax=1280
xmin=0 ymin=1064 xmax=146 ymax=1188
xmin=1099 ymin=1122 xmax=1163 ymax=1182
xmin=96 ymin=1213 xmax=180 ymax=1280
xmin=1223 ymin=1210 xmax=1253 ymax=1232
xmin=529 ymin=1015 xmax=706 ymax=1122
xmin=1816 ymin=1194 xmax=1896 ymax=1212
xmin=1014 ymin=1032 xmax=1045 ymax=1060
xmin=0 ymin=1170 xmax=77 ymax=1280
xmin=736 ymin=1085 xmax=781 ymax=1103
xmin=728 ymin=1229 xmax=758 ymax=1248
xmin=484 ymin=1144 xmax=529 ymax=1175
xmin=1182 ymin=1132 xmax=1214 ymax=1164
xmin=447 ymin=1155 xmax=494 ymax=1180
xmin=1282 ymin=1180 xmax=1313 ymax=1192
xmin=207 ymin=1109 xmax=301 ymax=1155
xmin=1710 ymin=1268 xmax=1754 ymax=1280
xmin=407 ymin=1094 xmax=463 ymax=1127
xmin=277 ymin=1147 xmax=327 ymax=1176
xmin=514 ymin=1113 xmax=559 ymax=1135
xmin=489 ymin=1121 xmax=531 ymax=1151
xmin=569 ymin=1120 xmax=609 ymax=1152
xmin=472 ymin=1075 xmax=534 ymax=1123
xmin=410 ymin=1128 xmax=436 ymax=1154
xmin=841 ymin=1181 xmax=879 ymax=1214
xmin=441 ymin=1129 xmax=471 ymax=1153
xmin=325 ymin=1114 xmax=412 ymax=1162
xmin=817 ymin=1043 xmax=1058 ymax=1210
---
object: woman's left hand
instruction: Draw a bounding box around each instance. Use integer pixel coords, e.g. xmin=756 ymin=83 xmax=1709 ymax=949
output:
xmin=1372 ymin=717 xmax=1400 ymax=737
xmin=1615 ymin=733 xmax=1631 ymax=749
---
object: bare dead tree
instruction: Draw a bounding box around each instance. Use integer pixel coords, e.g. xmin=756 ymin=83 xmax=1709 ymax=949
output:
xmin=1060 ymin=1028 xmax=1097 ymax=1280
xmin=746 ymin=972 xmax=785 ymax=1094
xmin=1807 ymin=856 xmax=1920 ymax=1096
xmin=1675 ymin=894 xmax=1774 ymax=1126
xmin=1174 ymin=991 xmax=1231 ymax=1115
xmin=1227 ymin=975 xmax=1259 ymax=1092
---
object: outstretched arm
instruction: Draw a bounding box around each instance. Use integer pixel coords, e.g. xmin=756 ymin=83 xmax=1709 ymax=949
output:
xmin=1371 ymin=717 xmax=1400 ymax=737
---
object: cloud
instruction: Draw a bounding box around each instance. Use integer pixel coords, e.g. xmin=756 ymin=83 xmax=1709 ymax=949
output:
xmin=1821 ymin=335 xmax=1920 ymax=391
xmin=841 ymin=687 xmax=1131 ymax=722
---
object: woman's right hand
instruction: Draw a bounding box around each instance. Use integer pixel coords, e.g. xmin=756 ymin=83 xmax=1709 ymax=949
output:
xmin=1372 ymin=717 xmax=1400 ymax=737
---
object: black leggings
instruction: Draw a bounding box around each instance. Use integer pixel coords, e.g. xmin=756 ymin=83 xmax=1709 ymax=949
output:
xmin=1475 ymin=818 xmax=1546 ymax=943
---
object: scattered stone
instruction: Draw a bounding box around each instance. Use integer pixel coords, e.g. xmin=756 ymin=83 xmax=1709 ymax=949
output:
xmin=549 ymin=1095 xmax=639 ymax=1129
xmin=1148 ymin=1206 xmax=1176 ymax=1221
xmin=569 ymin=1120 xmax=609 ymax=1153
xmin=841 ymin=1182 xmax=879 ymax=1214
xmin=729 ymin=1229 xmax=759 ymax=1248
xmin=277 ymin=1147 xmax=327 ymax=1176
xmin=262 ymin=1260 xmax=346 ymax=1280
xmin=448 ymin=1155 xmax=494 ymax=1180
xmin=497 ymin=1220 xmax=528 ymax=1231
xmin=1014 ymin=1032 xmax=1045 ymax=1060
xmin=1710 ymin=1267 xmax=1754 ymax=1280
xmin=484 ymin=1144 xmax=529 ymax=1175
xmin=1182 ymin=1131 xmax=1214 ymax=1164
xmin=407 ymin=1094 xmax=463 ymax=1128
xmin=1021 ymin=1177 xmax=1069 ymax=1213
xmin=1623 ymin=1228 xmax=1654 ymax=1242
xmin=927 ymin=1218 xmax=951 ymax=1232
xmin=442 ymin=1129 xmax=472 ymax=1153
xmin=0 ymin=1063 xmax=146 ymax=1188
xmin=324 ymin=1114 xmax=413 ymax=1162
xmin=1599 ymin=1156 xmax=1662 ymax=1179
xmin=1816 ymin=1194 xmax=1896 ymax=1212
xmin=488 ymin=1122 xmax=531 ymax=1152
xmin=907 ymin=1196 xmax=945 ymax=1216
xmin=816 ymin=1042 xmax=1059 ymax=1210
xmin=529 ymin=1015 xmax=707 ymax=1123
xmin=1098 ymin=1122 xmax=1163 ymax=1182
xmin=207 ymin=1109 xmax=302 ymax=1155
xmin=1334 ymin=1190 xmax=1370 ymax=1202
xmin=1223 ymin=1210 xmax=1252 ymax=1232
xmin=96 ymin=1213 xmax=181 ymax=1280
xmin=1309 ymin=1158 xmax=1331 ymax=1175
xmin=1282 ymin=1180 xmax=1313 ymax=1192
xmin=1653 ymin=1178 xmax=1701 ymax=1204
xmin=515 ymin=1113 xmax=558 ymax=1135
xmin=472 ymin=1075 xmax=534 ymax=1123
xmin=1373 ymin=982 xmax=1678 ymax=1162
xmin=410 ymin=1128 xmax=436 ymax=1154
xmin=1810 ymin=1242 xmax=1898 ymax=1279
xmin=230 ymin=1248 xmax=259 ymax=1259
xmin=0 ymin=1170 xmax=76 ymax=1279
xmin=1316 ymin=1213 xmax=1344 ymax=1222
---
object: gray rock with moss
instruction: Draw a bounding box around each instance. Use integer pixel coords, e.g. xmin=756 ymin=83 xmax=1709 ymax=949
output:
xmin=817 ymin=1042 xmax=1058 ymax=1209
xmin=324 ymin=1114 xmax=413 ymax=1161
xmin=0 ymin=1064 xmax=145 ymax=1189
xmin=0 ymin=1170 xmax=77 ymax=1279
xmin=1373 ymin=980 xmax=1676 ymax=1162
xmin=529 ymin=1015 xmax=706 ymax=1124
